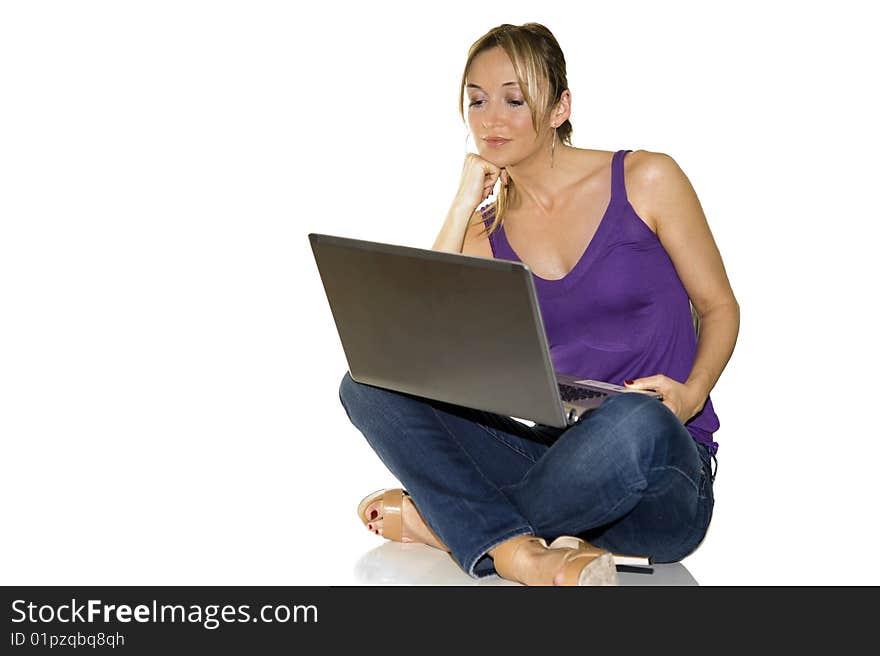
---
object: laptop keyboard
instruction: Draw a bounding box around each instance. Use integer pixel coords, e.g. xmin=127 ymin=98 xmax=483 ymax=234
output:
xmin=558 ymin=383 xmax=607 ymax=402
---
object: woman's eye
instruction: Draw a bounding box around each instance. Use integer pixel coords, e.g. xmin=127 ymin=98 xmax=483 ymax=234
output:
xmin=468 ymin=99 xmax=524 ymax=107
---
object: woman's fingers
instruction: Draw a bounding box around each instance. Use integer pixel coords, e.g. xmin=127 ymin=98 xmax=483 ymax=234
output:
xmin=459 ymin=155 xmax=508 ymax=206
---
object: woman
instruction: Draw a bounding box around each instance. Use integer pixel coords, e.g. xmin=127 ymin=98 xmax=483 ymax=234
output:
xmin=338 ymin=22 xmax=739 ymax=586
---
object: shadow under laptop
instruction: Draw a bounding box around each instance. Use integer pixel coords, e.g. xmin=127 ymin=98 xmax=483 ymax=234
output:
xmin=354 ymin=541 xmax=699 ymax=586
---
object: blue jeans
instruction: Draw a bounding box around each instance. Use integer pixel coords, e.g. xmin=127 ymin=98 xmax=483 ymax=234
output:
xmin=338 ymin=371 xmax=716 ymax=579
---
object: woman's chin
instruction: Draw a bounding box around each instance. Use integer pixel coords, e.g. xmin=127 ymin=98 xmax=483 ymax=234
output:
xmin=477 ymin=151 xmax=507 ymax=166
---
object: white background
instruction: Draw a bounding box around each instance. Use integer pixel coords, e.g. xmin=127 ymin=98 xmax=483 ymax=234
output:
xmin=1 ymin=0 xmax=877 ymax=585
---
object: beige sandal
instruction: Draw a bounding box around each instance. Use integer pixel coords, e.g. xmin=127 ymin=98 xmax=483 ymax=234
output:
xmin=357 ymin=488 xmax=407 ymax=542
xmin=492 ymin=534 xmax=619 ymax=586
xmin=357 ymin=488 xmax=451 ymax=552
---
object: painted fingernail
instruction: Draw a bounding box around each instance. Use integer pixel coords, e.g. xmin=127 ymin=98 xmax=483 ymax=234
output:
xmin=370 ymin=510 xmax=378 ymax=520
xmin=367 ymin=524 xmax=372 ymax=530
xmin=625 ymin=379 xmax=634 ymax=385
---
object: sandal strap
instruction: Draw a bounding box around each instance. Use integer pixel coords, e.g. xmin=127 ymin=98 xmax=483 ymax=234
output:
xmin=548 ymin=535 xmax=586 ymax=551
xmin=381 ymin=488 xmax=405 ymax=542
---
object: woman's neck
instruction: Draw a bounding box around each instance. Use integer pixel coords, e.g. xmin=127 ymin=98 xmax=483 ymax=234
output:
xmin=505 ymin=144 xmax=583 ymax=216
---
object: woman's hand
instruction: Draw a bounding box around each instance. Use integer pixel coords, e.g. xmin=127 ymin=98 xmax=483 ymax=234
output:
xmin=454 ymin=153 xmax=509 ymax=211
xmin=624 ymin=375 xmax=707 ymax=425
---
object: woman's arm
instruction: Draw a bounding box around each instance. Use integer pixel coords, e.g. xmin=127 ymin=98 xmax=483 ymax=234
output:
xmin=432 ymin=198 xmax=480 ymax=253
xmin=686 ymin=302 xmax=740 ymax=413
xmin=628 ymin=151 xmax=740 ymax=420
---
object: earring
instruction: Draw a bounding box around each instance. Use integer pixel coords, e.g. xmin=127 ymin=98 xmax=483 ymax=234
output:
xmin=550 ymin=124 xmax=557 ymax=168
xmin=464 ymin=130 xmax=472 ymax=153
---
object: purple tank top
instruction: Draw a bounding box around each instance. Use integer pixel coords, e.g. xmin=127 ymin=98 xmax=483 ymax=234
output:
xmin=480 ymin=149 xmax=720 ymax=454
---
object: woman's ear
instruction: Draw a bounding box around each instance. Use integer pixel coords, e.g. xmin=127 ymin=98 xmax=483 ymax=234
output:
xmin=554 ymin=89 xmax=572 ymax=125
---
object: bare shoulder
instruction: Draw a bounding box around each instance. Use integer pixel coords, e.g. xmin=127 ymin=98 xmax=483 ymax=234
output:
xmin=461 ymin=205 xmax=494 ymax=258
xmin=626 ymin=148 xmax=679 ymax=182
xmin=624 ymin=149 xmax=687 ymax=234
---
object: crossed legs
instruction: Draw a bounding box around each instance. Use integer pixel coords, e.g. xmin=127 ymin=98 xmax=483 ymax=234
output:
xmin=339 ymin=371 xmax=713 ymax=580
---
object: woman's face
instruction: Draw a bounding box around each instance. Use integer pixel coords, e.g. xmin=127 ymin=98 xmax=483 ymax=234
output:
xmin=465 ymin=46 xmax=546 ymax=165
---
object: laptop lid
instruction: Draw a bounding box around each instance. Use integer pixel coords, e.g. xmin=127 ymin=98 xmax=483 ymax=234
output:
xmin=309 ymin=233 xmax=569 ymax=427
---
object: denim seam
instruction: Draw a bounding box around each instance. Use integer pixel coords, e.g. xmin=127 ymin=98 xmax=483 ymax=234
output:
xmin=465 ymin=526 xmax=535 ymax=579
xmin=641 ymin=464 xmax=701 ymax=497
xmin=578 ymin=487 xmax=644 ymax=534
xmin=431 ymin=406 xmax=534 ymax=495
xmin=580 ymin=463 xmax=699 ymax=537
xmin=473 ymin=423 xmax=541 ymax=463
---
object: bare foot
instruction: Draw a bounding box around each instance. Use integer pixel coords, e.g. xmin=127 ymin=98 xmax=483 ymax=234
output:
xmin=364 ymin=494 xmax=449 ymax=552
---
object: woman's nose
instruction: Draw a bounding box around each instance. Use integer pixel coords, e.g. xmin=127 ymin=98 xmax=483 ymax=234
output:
xmin=481 ymin=111 xmax=503 ymax=130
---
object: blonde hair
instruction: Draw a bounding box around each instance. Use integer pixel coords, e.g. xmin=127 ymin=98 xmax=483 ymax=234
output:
xmin=458 ymin=23 xmax=573 ymax=238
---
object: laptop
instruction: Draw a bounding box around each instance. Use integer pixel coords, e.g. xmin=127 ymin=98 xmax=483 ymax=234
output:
xmin=309 ymin=232 xmax=662 ymax=429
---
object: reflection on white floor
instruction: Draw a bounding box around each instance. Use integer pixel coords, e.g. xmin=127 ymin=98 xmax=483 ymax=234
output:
xmin=354 ymin=541 xmax=698 ymax=586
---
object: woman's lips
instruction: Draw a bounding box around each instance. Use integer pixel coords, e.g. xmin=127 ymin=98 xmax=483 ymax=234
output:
xmin=484 ymin=138 xmax=510 ymax=147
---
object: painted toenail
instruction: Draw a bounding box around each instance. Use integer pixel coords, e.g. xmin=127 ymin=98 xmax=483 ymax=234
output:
xmin=370 ymin=510 xmax=378 ymax=520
